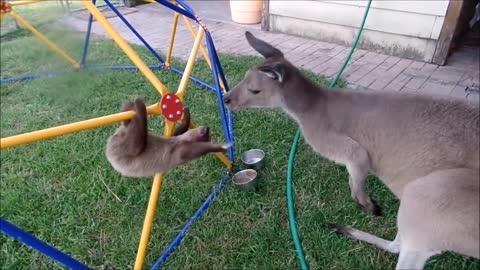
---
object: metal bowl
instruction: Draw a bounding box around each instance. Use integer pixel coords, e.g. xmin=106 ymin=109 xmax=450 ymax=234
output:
xmin=241 ymin=149 xmax=265 ymax=171
xmin=232 ymin=169 xmax=258 ymax=191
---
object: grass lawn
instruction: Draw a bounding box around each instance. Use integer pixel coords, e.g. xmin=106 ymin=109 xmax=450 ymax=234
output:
xmin=1 ymin=5 xmax=479 ymax=270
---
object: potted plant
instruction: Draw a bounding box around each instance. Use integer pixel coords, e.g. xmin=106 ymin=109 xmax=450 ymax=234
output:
xmin=230 ymin=0 xmax=263 ymax=24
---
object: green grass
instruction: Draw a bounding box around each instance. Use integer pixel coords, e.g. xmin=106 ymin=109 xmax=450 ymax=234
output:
xmin=1 ymin=11 xmax=479 ymax=270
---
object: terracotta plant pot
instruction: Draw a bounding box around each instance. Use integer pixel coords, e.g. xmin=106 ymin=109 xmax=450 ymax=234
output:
xmin=230 ymin=0 xmax=263 ymax=24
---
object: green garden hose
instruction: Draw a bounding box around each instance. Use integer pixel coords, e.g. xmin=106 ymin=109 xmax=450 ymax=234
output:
xmin=286 ymin=1 xmax=373 ymax=269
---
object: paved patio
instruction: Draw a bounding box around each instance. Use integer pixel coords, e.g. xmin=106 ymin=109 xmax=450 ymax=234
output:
xmin=65 ymin=1 xmax=479 ymax=101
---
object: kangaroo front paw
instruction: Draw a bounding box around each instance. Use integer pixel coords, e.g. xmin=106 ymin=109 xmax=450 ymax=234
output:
xmin=356 ymin=199 xmax=382 ymax=216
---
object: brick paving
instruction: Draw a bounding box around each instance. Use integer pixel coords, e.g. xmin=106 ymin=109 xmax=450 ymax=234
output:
xmin=64 ymin=3 xmax=479 ymax=100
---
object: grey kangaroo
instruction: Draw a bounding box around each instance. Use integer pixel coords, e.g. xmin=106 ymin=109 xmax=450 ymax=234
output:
xmin=223 ymin=31 xmax=479 ymax=269
xmin=106 ymin=98 xmax=229 ymax=177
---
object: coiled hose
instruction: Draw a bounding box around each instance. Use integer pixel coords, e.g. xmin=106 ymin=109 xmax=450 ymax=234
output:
xmin=286 ymin=1 xmax=373 ymax=269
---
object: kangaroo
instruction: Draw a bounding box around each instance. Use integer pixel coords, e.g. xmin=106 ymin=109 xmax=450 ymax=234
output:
xmin=223 ymin=31 xmax=479 ymax=269
xmin=106 ymin=98 xmax=229 ymax=177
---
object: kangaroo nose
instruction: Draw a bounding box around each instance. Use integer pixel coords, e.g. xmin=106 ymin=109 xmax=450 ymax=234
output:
xmin=223 ymin=96 xmax=230 ymax=104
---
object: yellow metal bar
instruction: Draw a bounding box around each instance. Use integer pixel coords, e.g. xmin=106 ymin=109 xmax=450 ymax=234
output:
xmin=182 ymin=16 xmax=226 ymax=91
xmin=8 ymin=11 xmax=80 ymax=69
xmin=0 ymin=104 xmax=161 ymax=150
xmin=182 ymin=17 xmax=210 ymax=67
xmin=80 ymin=0 xmax=169 ymax=96
xmin=172 ymin=25 xmax=231 ymax=168
xmin=133 ymin=173 xmax=163 ymax=270
xmin=8 ymin=0 xmax=41 ymax=7
xmin=213 ymin=150 xmax=232 ymax=170
xmin=134 ymin=120 xmax=174 ymax=270
xmin=188 ymin=121 xmax=232 ymax=169
xmin=165 ymin=12 xmax=180 ymax=66
xmin=175 ymin=27 xmax=204 ymax=100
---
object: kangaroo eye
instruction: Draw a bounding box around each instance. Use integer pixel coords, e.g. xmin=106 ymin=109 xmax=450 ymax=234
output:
xmin=248 ymin=89 xmax=261 ymax=94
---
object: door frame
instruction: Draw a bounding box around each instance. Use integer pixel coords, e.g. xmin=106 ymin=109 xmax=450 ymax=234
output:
xmin=432 ymin=0 xmax=465 ymax=65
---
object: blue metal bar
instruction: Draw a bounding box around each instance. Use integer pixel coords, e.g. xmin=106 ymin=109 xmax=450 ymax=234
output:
xmin=168 ymin=66 xmax=215 ymax=92
xmin=214 ymin=63 xmax=234 ymax=160
xmin=206 ymin=34 xmax=233 ymax=148
xmin=84 ymin=64 xmax=215 ymax=91
xmin=0 ymin=218 xmax=90 ymax=270
xmin=0 ymin=70 xmax=65 ymax=83
xmin=103 ymin=0 xmax=165 ymax=65
xmin=206 ymin=33 xmax=234 ymax=154
xmin=149 ymin=172 xmax=231 ymax=270
xmin=206 ymin=33 xmax=234 ymax=160
xmin=227 ymin=109 xmax=234 ymax=155
xmin=80 ymin=0 xmax=97 ymax=67
xmin=209 ymin=41 xmax=230 ymax=93
xmin=0 ymin=64 xmax=162 ymax=83
xmin=84 ymin=64 xmax=216 ymax=94
xmin=153 ymin=0 xmax=196 ymax=21
xmin=0 ymin=64 xmax=216 ymax=97
xmin=207 ymin=42 xmax=231 ymax=147
xmin=174 ymin=0 xmax=195 ymax=18
xmin=227 ymin=110 xmax=234 ymax=160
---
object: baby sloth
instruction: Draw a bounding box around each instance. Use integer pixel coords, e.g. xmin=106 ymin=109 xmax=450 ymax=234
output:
xmin=106 ymin=98 xmax=229 ymax=177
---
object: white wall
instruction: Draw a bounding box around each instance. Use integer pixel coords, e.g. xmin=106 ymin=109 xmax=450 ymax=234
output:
xmin=268 ymin=0 xmax=450 ymax=62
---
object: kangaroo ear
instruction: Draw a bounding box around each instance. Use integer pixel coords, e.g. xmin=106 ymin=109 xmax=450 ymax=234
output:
xmin=245 ymin=31 xmax=283 ymax=58
xmin=259 ymin=64 xmax=285 ymax=83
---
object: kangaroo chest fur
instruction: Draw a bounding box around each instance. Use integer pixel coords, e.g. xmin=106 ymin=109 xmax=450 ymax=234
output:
xmin=290 ymin=89 xmax=479 ymax=198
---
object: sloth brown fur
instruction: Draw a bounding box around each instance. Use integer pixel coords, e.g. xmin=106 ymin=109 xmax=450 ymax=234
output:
xmin=106 ymin=98 xmax=229 ymax=177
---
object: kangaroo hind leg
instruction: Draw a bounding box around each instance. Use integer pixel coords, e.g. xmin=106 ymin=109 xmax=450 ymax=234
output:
xmin=395 ymin=250 xmax=436 ymax=270
xmin=325 ymin=224 xmax=400 ymax=253
xmin=324 ymin=223 xmax=434 ymax=270
xmin=397 ymin=168 xmax=479 ymax=268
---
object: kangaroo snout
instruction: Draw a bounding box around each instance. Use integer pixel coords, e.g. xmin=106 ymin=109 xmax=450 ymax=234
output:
xmin=223 ymin=96 xmax=231 ymax=105
xmin=223 ymin=92 xmax=237 ymax=110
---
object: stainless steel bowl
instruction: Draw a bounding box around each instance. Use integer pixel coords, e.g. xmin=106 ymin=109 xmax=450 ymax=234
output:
xmin=241 ymin=149 xmax=265 ymax=171
xmin=232 ymin=169 xmax=258 ymax=191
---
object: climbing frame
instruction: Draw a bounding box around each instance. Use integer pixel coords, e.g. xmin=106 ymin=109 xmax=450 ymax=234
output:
xmin=0 ymin=0 xmax=234 ymax=269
